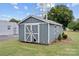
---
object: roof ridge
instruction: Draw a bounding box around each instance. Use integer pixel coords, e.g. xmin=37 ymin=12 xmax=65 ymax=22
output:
xmin=19 ymin=15 xmax=62 ymax=26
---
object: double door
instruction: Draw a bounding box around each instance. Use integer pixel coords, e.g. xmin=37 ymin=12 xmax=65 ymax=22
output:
xmin=25 ymin=23 xmax=39 ymax=43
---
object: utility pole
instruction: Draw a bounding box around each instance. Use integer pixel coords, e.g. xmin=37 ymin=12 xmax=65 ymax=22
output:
xmin=31 ymin=7 xmax=35 ymax=16
xmin=45 ymin=3 xmax=52 ymax=20
xmin=39 ymin=3 xmax=52 ymax=20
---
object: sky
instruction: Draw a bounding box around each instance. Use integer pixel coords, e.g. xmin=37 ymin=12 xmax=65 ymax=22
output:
xmin=0 ymin=3 xmax=79 ymax=21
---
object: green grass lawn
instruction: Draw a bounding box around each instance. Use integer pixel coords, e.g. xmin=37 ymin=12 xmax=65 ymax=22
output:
xmin=0 ymin=31 xmax=79 ymax=56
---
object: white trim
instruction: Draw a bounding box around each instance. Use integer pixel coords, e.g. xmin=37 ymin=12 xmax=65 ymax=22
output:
xmin=48 ymin=23 xmax=50 ymax=44
xmin=26 ymin=33 xmax=38 ymax=34
xmin=25 ymin=23 xmax=39 ymax=25
xmin=25 ymin=24 xmax=32 ymax=42
xmin=24 ymin=24 xmax=26 ymax=42
xmin=26 ymin=35 xmax=30 ymax=40
xmin=25 ymin=23 xmax=39 ymax=43
xmin=24 ymin=22 xmax=46 ymax=25
xmin=31 ymin=25 xmax=32 ymax=42
xmin=38 ymin=24 xmax=40 ymax=43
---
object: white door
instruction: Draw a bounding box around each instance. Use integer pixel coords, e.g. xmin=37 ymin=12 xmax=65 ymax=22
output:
xmin=25 ymin=23 xmax=39 ymax=43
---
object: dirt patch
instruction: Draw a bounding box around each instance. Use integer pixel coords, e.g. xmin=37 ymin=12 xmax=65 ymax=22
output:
xmin=61 ymin=38 xmax=73 ymax=44
xmin=55 ymin=37 xmax=73 ymax=44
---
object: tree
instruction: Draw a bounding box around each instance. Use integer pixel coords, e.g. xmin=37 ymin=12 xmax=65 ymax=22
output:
xmin=77 ymin=18 xmax=79 ymax=21
xmin=48 ymin=5 xmax=74 ymax=30
xmin=9 ymin=18 xmax=20 ymax=23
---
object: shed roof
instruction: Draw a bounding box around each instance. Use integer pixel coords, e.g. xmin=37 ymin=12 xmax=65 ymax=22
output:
xmin=0 ymin=20 xmax=18 ymax=24
xmin=19 ymin=15 xmax=62 ymax=26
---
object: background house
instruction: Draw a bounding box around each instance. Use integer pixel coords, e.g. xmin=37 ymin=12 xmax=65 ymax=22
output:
xmin=0 ymin=20 xmax=18 ymax=35
xmin=19 ymin=16 xmax=63 ymax=44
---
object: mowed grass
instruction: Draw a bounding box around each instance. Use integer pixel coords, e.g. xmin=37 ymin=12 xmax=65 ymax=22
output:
xmin=0 ymin=31 xmax=79 ymax=56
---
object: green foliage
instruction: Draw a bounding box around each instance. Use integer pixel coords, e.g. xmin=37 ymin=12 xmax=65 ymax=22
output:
xmin=68 ymin=21 xmax=79 ymax=31
xmin=62 ymin=33 xmax=68 ymax=39
xmin=74 ymin=22 xmax=79 ymax=31
xmin=77 ymin=18 xmax=79 ymax=21
xmin=68 ymin=21 xmax=77 ymax=29
xmin=58 ymin=34 xmax=62 ymax=41
xmin=48 ymin=4 xmax=74 ymax=30
xmin=9 ymin=18 xmax=20 ymax=23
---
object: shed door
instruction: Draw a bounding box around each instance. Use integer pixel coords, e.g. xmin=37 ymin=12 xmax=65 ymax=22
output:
xmin=26 ymin=25 xmax=31 ymax=42
xmin=25 ymin=24 xmax=39 ymax=43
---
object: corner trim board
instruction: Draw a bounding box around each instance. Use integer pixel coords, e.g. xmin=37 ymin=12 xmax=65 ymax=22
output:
xmin=48 ymin=23 xmax=50 ymax=44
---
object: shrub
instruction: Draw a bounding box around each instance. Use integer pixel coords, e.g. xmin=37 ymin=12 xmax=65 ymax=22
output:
xmin=58 ymin=34 xmax=62 ymax=41
xmin=57 ymin=32 xmax=68 ymax=41
xmin=62 ymin=33 xmax=68 ymax=39
xmin=62 ymin=32 xmax=64 ymax=36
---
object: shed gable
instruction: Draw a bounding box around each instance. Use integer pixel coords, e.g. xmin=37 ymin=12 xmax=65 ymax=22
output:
xmin=21 ymin=17 xmax=46 ymax=23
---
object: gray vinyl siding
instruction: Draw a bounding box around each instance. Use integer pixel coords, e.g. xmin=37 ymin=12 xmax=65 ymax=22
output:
xmin=19 ymin=24 xmax=24 ymax=41
xmin=49 ymin=24 xmax=56 ymax=43
xmin=39 ymin=23 xmax=48 ymax=44
xmin=54 ymin=25 xmax=59 ymax=39
xmin=55 ymin=25 xmax=63 ymax=39
xmin=59 ymin=26 xmax=63 ymax=35
xmin=19 ymin=16 xmax=63 ymax=44
xmin=49 ymin=24 xmax=63 ymax=43
xmin=22 ymin=17 xmax=44 ymax=23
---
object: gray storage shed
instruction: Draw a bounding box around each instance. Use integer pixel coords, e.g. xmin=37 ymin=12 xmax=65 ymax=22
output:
xmin=19 ymin=15 xmax=63 ymax=44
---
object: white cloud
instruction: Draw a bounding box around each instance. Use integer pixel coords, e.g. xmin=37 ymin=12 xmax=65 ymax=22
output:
xmin=36 ymin=4 xmax=41 ymax=8
xmin=23 ymin=13 xmax=30 ymax=18
xmin=0 ymin=15 xmax=12 ymax=20
xmin=38 ymin=3 xmax=55 ymax=13
xmin=51 ymin=3 xmax=55 ymax=7
xmin=36 ymin=3 xmax=55 ymax=9
xmin=10 ymin=3 xmax=18 ymax=6
xmin=40 ymin=8 xmax=46 ymax=12
xmin=0 ymin=15 xmax=20 ymax=20
xmin=71 ymin=3 xmax=79 ymax=7
xmin=1 ymin=15 xmax=11 ymax=18
xmin=40 ymin=8 xmax=42 ymax=11
xmin=37 ymin=14 xmax=42 ymax=17
xmin=10 ymin=3 xmax=19 ymax=10
xmin=24 ymin=6 xmax=28 ymax=10
xmin=25 ymin=13 xmax=30 ymax=16
xmin=66 ymin=4 xmax=70 ymax=7
xmin=46 ymin=3 xmax=55 ymax=8
xmin=14 ymin=6 xmax=19 ymax=9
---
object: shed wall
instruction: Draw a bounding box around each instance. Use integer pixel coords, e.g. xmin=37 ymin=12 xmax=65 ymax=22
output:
xmin=19 ymin=24 xmax=24 ymax=41
xmin=54 ymin=25 xmax=59 ymax=39
xmin=55 ymin=25 xmax=63 ymax=39
xmin=39 ymin=24 xmax=48 ymax=44
xmin=49 ymin=24 xmax=56 ymax=43
xmin=49 ymin=24 xmax=63 ymax=43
